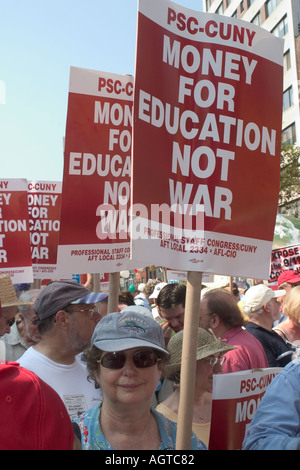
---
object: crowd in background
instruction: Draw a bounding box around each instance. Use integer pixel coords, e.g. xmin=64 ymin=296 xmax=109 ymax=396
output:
xmin=1 ymin=268 xmax=300 ymax=450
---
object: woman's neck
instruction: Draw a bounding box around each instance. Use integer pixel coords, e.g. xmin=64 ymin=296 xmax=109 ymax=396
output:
xmin=276 ymin=318 xmax=300 ymax=343
xmin=100 ymin=402 xmax=161 ymax=450
xmin=192 ymin=391 xmax=212 ymax=423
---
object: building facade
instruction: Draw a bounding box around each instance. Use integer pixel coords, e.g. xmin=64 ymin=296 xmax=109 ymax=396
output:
xmin=203 ymin=0 xmax=300 ymax=146
xmin=203 ymin=0 xmax=300 ymax=216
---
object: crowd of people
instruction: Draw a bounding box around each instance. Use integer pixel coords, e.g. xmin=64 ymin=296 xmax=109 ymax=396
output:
xmin=0 ymin=268 xmax=300 ymax=450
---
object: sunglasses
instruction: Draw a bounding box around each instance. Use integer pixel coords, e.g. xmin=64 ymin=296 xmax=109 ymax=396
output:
xmin=99 ymin=350 xmax=160 ymax=369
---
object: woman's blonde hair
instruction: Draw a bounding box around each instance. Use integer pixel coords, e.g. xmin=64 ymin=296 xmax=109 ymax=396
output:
xmin=283 ymin=285 xmax=300 ymax=323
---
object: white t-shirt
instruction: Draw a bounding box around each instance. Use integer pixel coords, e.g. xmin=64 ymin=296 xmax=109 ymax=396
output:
xmin=18 ymin=347 xmax=102 ymax=420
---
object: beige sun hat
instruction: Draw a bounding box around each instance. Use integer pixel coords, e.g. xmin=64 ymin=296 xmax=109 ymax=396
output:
xmin=163 ymin=327 xmax=236 ymax=378
xmin=0 ymin=274 xmax=31 ymax=308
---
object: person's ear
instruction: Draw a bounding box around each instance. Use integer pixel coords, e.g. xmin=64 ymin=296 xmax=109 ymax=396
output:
xmin=210 ymin=313 xmax=220 ymax=328
xmin=55 ymin=310 xmax=72 ymax=329
xmin=264 ymin=302 xmax=271 ymax=314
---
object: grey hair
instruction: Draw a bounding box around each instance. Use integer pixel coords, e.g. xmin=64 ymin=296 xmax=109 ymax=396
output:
xmin=18 ymin=289 xmax=41 ymax=316
xmin=243 ymin=304 xmax=264 ymax=319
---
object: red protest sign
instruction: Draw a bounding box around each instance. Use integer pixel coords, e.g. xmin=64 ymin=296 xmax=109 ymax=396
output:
xmin=209 ymin=368 xmax=281 ymax=449
xmin=132 ymin=0 xmax=283 ymax=279
xmin=57 ymin=67 xmax=135 ymax=276
xmin=269 ymin=244 xmax=300 ymax=286
xmin=100 ymin=272 xmax=109 ymax=291
xmin=28 ymin=181 xmax=62 ymax=279
xmin=0 ymin=179 xmax=33 ymax=283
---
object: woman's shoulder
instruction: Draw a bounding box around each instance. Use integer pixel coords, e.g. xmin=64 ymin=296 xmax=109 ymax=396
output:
xmin=73 ymin=404 xmax=113 ymax=450
xmin=74 ymin=404 xmax=100 ymax=425
xmin=153 ymin=408 xmax=207 ymax=450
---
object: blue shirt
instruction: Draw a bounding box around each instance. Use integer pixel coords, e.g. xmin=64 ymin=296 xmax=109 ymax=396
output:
xmin=133 ymin=293 xmax=152 ymax=311
xmin=243 ymin=360 xmax=300 ymax=450
xmin=74 ymin=404 xmax=206 ymax=450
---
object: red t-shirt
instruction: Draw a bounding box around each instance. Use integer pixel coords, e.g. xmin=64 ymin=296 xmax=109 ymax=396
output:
xmin=221 ymin=327 xmax=268 ymax=373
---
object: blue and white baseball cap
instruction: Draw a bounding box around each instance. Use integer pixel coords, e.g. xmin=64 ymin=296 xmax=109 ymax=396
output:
xmin=92 ymin=310 xmax=169 ymax=356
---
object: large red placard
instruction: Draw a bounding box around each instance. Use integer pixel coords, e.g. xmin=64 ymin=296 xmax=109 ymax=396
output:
xmin=132 ymin=0 xmax=284 ymax=278
xmin=0 ymin=178 xmax=33 ymax=283
xmin=57 ymin=67 xmax=136 ymax=275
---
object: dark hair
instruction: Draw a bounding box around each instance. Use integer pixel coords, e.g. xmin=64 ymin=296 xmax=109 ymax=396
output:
xmin=36 ymin=303 xmax=72 ymax=335
xmin=37 ymin=315 xmax=56 ymax=335
xmin=118 ymin=290 xmax=135 ymax=306
xmin=156 ymin=283 xmax=186 ymax=309
xmin=203 ymin=288 xmax=245 ymax=328
xmin=84 ymin=345 xmax=102 ymax=389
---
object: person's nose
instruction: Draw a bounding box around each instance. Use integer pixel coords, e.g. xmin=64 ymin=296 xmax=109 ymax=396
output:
xmin=122 ymin=357 xmax=138 ymax=376
xmin=169 ymin=318 xmax=182 ymax=332
xmin=5 ymin=325 xmax=11 ymax=335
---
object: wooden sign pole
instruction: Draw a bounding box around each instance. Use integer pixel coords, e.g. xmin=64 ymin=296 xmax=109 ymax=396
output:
xmin=176 ymin=270 xmax=202 ymax=449
xmin=108 ymin=272 xmax=120 ymax=313
xmin=93 ymin=273 xmax=100 ymax=292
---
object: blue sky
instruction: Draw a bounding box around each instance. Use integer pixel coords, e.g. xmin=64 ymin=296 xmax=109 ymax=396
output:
xmin=0 ymin=0 xmax=202 ymax=182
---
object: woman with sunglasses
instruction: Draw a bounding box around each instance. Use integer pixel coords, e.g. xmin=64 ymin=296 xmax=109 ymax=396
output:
xmin=156 ymin=328 xmax=235 ymax=448
xmin=73 ymin=311 xmax=206 ymax=450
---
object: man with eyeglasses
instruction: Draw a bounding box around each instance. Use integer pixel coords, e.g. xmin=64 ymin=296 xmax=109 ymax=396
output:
xmin=199 ymin=287 xmax=269 ymax=373
xmin=18 ymin=280 xmax=107 ymax=419
xmin=2 ymin=289 xmax=42 ymax=361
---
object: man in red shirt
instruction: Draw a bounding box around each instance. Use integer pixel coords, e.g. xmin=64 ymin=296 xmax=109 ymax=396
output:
xmin=199 ymin=288 xmax=268 ymax=373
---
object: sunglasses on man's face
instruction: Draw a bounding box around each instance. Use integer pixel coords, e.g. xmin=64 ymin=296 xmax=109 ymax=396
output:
xmin=99 ymin=350 xmax=160 ymax=369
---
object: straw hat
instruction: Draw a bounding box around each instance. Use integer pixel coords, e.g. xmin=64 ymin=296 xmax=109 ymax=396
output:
xmin=0 ymin=274 xmax=31 ymax=308
xmin=163 ymin=328 xmax=236 ymax=378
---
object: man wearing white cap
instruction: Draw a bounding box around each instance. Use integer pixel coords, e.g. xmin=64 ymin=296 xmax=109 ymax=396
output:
xmin=244 ymin=284 xmax=292 ymax=367
xmin=18 ymin=280 xmax=105 ymax=419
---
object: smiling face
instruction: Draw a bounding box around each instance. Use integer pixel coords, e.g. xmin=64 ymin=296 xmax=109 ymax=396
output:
xmin=94 ymin=347 xmax=162 ymax=408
